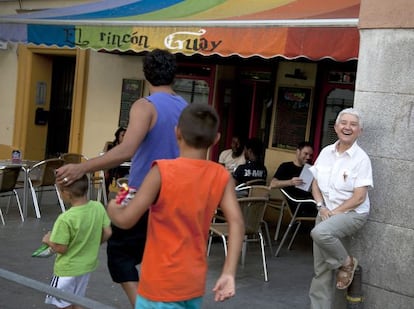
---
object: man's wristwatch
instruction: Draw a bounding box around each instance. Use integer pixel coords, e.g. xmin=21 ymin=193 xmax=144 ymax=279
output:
xmin=316 ymin=201 xmax=324 ymax=210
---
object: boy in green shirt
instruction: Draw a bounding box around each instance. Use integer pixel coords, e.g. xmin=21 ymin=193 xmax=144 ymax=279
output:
xmin=42 ymin=174 xmax=112 ymax=308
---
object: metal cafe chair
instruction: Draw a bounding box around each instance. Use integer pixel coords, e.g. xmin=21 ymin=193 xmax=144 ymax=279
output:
xmin=116 ymin=177 xmax=128 ymax=188
xmin=234 ymin=179 xmax=267 ymax=196
xmin=214 ymin=183 xmax=273 ymax=254
xmin=242 ymin=185 xmax=273 ymax=255
xmin=59 ymin=152 xmax=88 ymax=164
xmin=0 ymin=166 xmax=24 ymax=224
xmin=208 ymin=196 xmax=270 ymax=282
xmin=27 ymin=158 xmax=66 ymax=218
xmin=267 ymin=188 xmax=287 ymax=242
xmin=274 ymin=188 xmax=317 ymax=257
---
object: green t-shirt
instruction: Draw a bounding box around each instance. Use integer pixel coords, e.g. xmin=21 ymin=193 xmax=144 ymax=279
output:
xmin=50 ymin=200 xmax=110 ymax=277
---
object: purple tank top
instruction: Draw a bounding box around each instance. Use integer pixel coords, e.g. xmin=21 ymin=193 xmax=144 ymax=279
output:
xmin=128 ymin=92 xmax=187 ymax=188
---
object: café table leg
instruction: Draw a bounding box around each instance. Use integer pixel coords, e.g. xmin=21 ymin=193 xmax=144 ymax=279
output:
xmin=21 ymin=166 xmax=29 ymax=218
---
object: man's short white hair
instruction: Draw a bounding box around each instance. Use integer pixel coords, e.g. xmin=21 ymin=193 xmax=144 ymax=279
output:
xmin=335 ymin=108 xmax=363 ymax=129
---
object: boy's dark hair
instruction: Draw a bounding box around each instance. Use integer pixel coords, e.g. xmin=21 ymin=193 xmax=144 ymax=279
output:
xmin=65 ymin=174 xmax=89 ymax=198
xmin=143 ymin=49 xmax=177 ymax=86
xmin=297 ymin=141 xmax=313 ymax=150
xmin=178 ymin=103 xmax=219 ymax=149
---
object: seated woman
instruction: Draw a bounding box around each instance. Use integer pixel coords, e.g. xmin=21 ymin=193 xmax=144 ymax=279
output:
xmin=103 ymin=127 xmax=126 ymax=152
xmin=104 ymin=127 xmax=129 ymax=193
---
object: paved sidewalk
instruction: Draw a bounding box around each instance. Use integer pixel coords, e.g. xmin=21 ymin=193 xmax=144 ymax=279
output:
xmin=0 ymin=193 xmax=318 ymax=309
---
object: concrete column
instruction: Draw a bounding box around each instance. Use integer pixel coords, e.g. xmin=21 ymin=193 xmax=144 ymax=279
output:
xmin=349 ymin=27 xmax=414 ymax=309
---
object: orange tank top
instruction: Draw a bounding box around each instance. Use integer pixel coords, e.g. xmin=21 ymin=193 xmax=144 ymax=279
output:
xmin=137 ymin=157 xmax=230 ymax=302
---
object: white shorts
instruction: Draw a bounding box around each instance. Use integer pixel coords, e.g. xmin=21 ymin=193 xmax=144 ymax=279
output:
xmin=45 ymin=273 xmax=90 ymax=308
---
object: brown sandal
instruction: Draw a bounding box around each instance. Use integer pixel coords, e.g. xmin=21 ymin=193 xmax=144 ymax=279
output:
xmin=336 ymin=257 xmax=358 ymax=290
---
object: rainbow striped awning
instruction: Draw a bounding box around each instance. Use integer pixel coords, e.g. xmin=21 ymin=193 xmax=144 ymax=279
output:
xmin=0 ymin=0 xmax=360 ymax=60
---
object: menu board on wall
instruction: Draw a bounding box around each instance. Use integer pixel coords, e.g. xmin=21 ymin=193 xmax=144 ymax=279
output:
xmin=119 ymin=79 xmax=144 ymax=128
xmin=272 ymin=86 xmax=313 ymax=149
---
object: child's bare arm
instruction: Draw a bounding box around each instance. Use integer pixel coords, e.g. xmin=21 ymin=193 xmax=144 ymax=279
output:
xmin=213 ymin=178 xmax=245 ymax=301
xmin=101 ymin=225 xmax=112 ymax=244
xmin=107 ymin=165 xmax=161 ymax=229
xmin=42 ymin=231 xmax=68 ymax=254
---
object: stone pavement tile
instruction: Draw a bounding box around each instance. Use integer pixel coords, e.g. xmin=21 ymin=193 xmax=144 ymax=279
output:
xmin=0 ymin=196 xmax=315 ymax=309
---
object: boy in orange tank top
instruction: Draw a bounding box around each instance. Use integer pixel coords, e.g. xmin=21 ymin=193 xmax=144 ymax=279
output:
xmin=107 ymin=103 xmax=245 ymax=308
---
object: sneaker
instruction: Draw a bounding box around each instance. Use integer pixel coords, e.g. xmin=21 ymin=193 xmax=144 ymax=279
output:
xmin=32 ymin=244 xmax=54 ymax=258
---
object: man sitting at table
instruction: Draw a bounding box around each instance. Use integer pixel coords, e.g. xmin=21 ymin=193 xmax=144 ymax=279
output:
xmin=233 ymin=138 xmax=267 ymax=186
xmin=218 ymin=135 xmax=246 ymax=173
xmin=269 ymin=141 xmax=317 ymax=217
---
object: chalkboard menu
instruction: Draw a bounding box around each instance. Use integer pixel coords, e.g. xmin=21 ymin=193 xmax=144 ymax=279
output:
xmin=272 ymin=86 xmax=313 ymax=149
xmin=119 ymin=79 xmax=144 ymax=128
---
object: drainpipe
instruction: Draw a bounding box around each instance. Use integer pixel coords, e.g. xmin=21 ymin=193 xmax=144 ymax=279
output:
xmin=346 ymin=265 xmax=363 ymax=308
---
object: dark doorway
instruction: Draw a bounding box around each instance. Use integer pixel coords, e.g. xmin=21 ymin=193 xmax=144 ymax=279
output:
xmin=216 ymin=68 xmax=273 ymax=160
xmin=45 ymin=56 xmax=76 ymax=158
xmin=235 ymin=80 xmax=273 ymax=141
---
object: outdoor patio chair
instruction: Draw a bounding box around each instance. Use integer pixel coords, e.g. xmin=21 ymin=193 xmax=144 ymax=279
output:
xmin=0 ymin=165 xmax=24 ymax=224
xmin=26 ymin=158 xmax=65 ymax=218
xmin=241 ymin=185 xmax=273 ymax=255
xmin=235 ymin=179 xmax=267 ymax=196
xmin=59 ymin=152 xmax=88 ymax=164
xmin=214 ymin=184 xmax=273 ymax=253
xmin=116 ymin=177 xmax=128 ymax=188
xmin=267 ymin=188 xmax=287 ymax=242
xmin=274 ymin=188 xmax=317 ymax=257
xmin=208 ymin=196 xmax=270 ymax=282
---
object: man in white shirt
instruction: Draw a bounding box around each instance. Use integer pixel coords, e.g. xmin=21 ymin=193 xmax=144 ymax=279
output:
xmin=309 ymin=108 xmax=373 ymax=309
xmin=218 ymin=136 xmax=246 ymax=173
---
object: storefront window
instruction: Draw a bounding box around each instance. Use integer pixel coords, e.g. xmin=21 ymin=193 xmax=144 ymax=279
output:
xmin=118 ymin=79 xmax=144 ymax=128
xmin=271 ymin=86 xmax=313 ymax=150
xmin=173 ymin=63 xmax=215 ymax=105
xmin=173 ymin=79 xmax=210 ymax=104
xmin=172 ymin=62 xmax=217 ymax=158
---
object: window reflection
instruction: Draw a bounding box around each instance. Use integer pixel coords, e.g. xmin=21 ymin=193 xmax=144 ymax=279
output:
xmin=173 ymin=79 xmax=210 ymax=104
